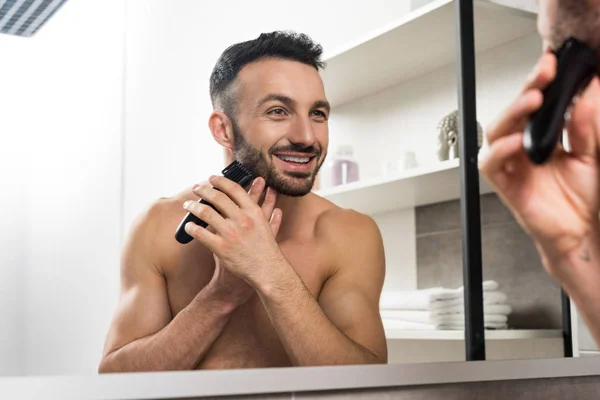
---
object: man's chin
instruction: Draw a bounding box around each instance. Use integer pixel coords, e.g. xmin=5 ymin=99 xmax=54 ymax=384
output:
xmin=276 ymin=188 xmax=312 ymax=197
xmin=270 ymin=176 xmax=315 ymax=197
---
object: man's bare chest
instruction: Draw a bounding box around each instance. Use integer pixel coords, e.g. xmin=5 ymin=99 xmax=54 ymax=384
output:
xmin=166 ymin=238 xmax=328 ymax=319
xmin=163 ymin=239 xmax=329 ymax=369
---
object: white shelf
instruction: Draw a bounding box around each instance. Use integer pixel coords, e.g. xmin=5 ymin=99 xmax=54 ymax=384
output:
xmin=315 ymin=158 xmax=494 ymax=215
xmin=385 ymin=329 xmax=562 ymax=341
xmin=320 ymin=0 xmax=537 ymax=107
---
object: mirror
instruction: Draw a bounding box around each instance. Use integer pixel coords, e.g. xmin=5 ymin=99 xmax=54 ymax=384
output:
xmin=1 ymin=0 xmax=587 ymax=381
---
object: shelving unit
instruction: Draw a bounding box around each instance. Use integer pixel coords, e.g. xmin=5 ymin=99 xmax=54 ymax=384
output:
xmin=315 ymin=158 xmax=494 ymax=215
xmin=315 ymin=0 xmax=538 ymax=217
xmin=385 ymin=329 xmax=562 ymax=341
xmin=315 ymin=0 xmax=573 ymax=362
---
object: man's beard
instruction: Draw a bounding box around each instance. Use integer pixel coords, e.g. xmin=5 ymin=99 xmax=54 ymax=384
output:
xmin=230 ymin=120 xmax=325 ymax=197
xmin=551 ymin=1 xmax=600 ymax=58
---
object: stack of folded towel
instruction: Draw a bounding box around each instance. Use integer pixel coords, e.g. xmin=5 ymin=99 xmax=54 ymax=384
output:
xmin=379 ymin=281 xmax=511 ymax=331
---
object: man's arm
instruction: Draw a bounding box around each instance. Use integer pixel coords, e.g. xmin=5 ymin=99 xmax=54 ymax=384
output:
xmin=98 ymin=201 xmax=238 ymax=373
xmin=256 ymin=210 xmax=387 ymax=366
xmin=538 ymin=223 xmax=600 ymax=348
xmin=479 ymin=52 xmax=600 ymax=348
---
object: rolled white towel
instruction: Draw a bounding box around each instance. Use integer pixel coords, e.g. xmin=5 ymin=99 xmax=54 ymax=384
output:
xmin=380 ymin=310 xmax=437 ymax=324
xmin=431 ymin=291 xmax=508 ymax=310
xmin=380 ymin=282 xmax=506 ymax=311
xmin=379 ymin=287 xmax=461 ymax=311
xmin=458 ymin=280 xmax=499 ymax=292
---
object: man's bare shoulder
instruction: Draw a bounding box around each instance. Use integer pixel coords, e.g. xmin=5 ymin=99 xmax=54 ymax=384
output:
xmin=149 ymin=187 xmax=199 ymax=225
xmin=308 ymin=190 xmax=377 ymax=235
xmin=311 ymin=195 xmax=385 ymax=281
xmin=123 ymin=187 xmax=202 ymax=273
xmin=311 ymin=195 xmax=384 ymax=258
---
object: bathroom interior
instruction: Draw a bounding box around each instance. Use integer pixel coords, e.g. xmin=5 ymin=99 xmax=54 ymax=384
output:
xmin=1 ymin=0 xmax=599 ymax=399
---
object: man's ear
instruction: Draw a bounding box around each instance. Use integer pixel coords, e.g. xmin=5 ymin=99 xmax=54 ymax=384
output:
xmin=208 ymin=111 xmax=234 ymax=150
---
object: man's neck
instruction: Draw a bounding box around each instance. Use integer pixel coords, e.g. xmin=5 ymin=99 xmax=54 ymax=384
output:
xmin=274 ymin=193 xmax=305 ymax=216
xmin=273 ymin=192 xmax=313 ymax=239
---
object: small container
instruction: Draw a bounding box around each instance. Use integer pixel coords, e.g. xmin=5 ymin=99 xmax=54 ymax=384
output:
xmin=329 ymin=145 xmax=359 ymax=187
xmin=381 ymin=151 xmax=419 ymax=176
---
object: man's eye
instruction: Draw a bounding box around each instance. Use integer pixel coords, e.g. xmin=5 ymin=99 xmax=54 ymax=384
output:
xmin=312 ymin=110 xmax=328 ymax=119
xmin=268 ymin=108 xmax=287 ymax=116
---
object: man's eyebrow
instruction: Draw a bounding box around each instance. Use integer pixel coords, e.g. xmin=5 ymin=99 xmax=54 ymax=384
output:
xmin=256 ymin=94 xmax=296 ymax=109
xmin=256 ymin=94 xmax=331 ymax=114
xmin=313 ymin=100 xmax=330 ymax=114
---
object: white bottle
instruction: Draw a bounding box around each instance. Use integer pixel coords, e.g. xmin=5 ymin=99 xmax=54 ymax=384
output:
xmin=329 ymin=145 xmax=359 ymax=187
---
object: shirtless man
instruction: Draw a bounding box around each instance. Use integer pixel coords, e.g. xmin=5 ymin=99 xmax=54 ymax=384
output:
xmin=481 ymin=0 xmax=600 ymax=347
xmin=98 ymin=31 xmax=388 ymax=372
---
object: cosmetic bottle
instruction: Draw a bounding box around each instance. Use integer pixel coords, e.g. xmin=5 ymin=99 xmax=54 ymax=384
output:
xmin=329 ymin=145 xmax=359 ymax=187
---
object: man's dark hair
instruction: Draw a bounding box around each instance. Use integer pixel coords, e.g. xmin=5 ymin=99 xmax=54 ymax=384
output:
xmin=209 ymin=30 xmax=326 ymax=120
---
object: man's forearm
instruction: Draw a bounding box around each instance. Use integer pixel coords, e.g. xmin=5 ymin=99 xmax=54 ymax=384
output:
xmin=539 ymin=223 xmax=600 ymax=348
xmin=98 ymin=285 xmax=237 ymax=373
xmin=256 ymin=263 xmax=383 ymax=366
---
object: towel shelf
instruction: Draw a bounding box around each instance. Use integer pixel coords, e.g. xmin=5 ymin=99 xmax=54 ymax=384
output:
xmin=385 ymin=329 xmax=562 ymax=341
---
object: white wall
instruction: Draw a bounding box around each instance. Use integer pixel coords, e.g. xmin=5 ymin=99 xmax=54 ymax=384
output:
xmin=0 ymin=82 xmax=26 ymax=375
xmin=0 ymin=0 xmax=125 ymax=376
xmin=122 ymin=0 xmax=413 ymax=233
xmin=372 ymin=209 xmax=417 ymax=291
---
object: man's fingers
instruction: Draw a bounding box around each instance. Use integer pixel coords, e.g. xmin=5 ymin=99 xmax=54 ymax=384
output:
xmin=566 ymin=76 xmax=600 ymax=159
xmin=193 ymin=183 xmax=239 ymax=218
xmin=479 ymin=132 xmax=526 ymax=189
xmin=183 ymin=200 xmax=227 ymax=233
xmin=247 ymin=177 xmax=266 ymax=204
xmin=269 ymin=208 xmax=283 ymax=237
xmin=261 ymin=187 xmax=277 ymax=220
xmin=486 ymin=89 xmax=543 ymax=144
xmin=522 ymin=51 xmax=557 ymax=94
xmin=209 ymin=175 xmax=258 ymax=209
xmin=183 ymin=216 xmax=222 ymax=253
xmin=485 ymin=52 xmax=556 ymax=145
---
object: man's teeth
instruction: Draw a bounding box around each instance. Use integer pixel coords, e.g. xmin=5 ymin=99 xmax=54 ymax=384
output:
xmin=277 ymin=155 xmax=311 ymax=163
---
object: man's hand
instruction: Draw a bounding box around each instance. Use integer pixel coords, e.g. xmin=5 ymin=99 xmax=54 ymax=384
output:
xmin=183 ymin=175 xmax=284 ymax=289
xmin=207 ymin=255 xmax=256 ymax=308
xmin=480 ymin=51 xmax=600 ymax=280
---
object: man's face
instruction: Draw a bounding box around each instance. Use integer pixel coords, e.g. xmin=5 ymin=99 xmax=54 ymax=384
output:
xmin=537 ymin=0 xmax=600 ymax=54
xmin=229 ymin=58 xmax=330 ymax=197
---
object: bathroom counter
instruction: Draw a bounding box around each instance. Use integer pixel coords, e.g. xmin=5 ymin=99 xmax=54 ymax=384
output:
xmin=2 ymin=356 xmax=600 ymax=400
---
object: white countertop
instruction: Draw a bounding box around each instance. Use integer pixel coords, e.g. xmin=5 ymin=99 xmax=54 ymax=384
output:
xmin=2 ymin=356 xmax=600 ymax=400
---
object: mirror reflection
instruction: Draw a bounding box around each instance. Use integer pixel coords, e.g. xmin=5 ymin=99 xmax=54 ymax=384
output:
xmin=2 ymin=0 xmax=599 ymax=379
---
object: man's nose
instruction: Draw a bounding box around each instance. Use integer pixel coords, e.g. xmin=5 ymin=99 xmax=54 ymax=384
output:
xmin=289 ymin=115 xmax=317 ymax=147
